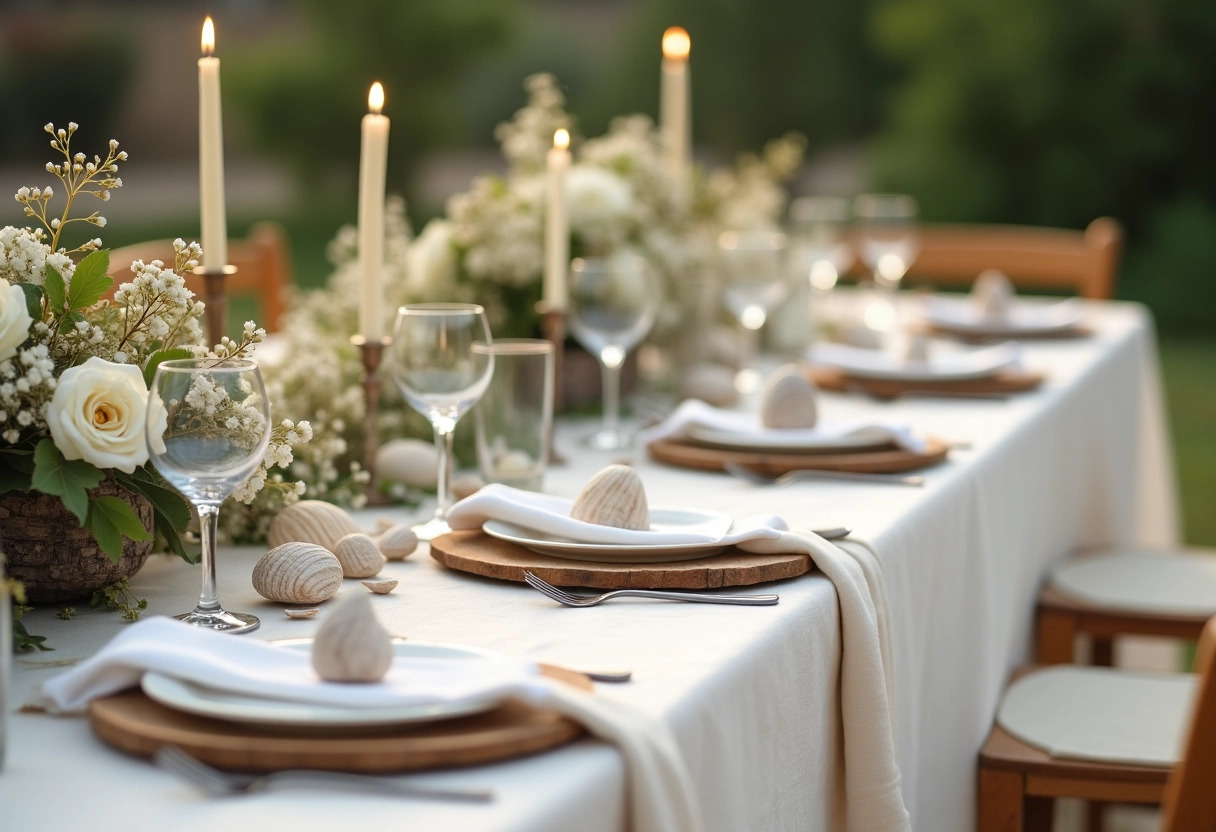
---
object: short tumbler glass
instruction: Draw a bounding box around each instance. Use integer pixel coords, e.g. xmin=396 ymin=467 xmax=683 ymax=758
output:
xmin=473 ymin=340 xmax=554 ymax=491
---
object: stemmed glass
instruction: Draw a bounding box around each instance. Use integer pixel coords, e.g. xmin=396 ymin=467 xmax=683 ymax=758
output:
xmin=146 ymin=359 xmax=272 ymax=634
xmin=567 ymin=256 xmax=657 ymax=451
xmin=717 ymin=231 xmax=788 ymax=394
xmin=789 ymin=196 xmax=852 ymax=292
xmin=390 ymin=303 xmax=494 ymax=540
xmin=853 ymin=193 xmax=920 ymax=291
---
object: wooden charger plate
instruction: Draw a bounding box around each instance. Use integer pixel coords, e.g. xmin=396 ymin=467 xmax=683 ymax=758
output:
xmin=647 ymin=435 xmax=949 ymax=476
xmin=89 ymin=664 xmax=590 ymax=773
xmin=808 ymin=365 xmax=1043 ymax=399
xmin=431 ymin=530 xmax=811 ymax=589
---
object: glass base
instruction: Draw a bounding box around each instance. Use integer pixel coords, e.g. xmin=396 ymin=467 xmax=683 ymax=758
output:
xmin=174 ymin=609 xmax=260 ymax=634
xmin=582 ymin=427 xmax=634 ymax=451
xmin=412 ymin=515 xmax=452 ymax=541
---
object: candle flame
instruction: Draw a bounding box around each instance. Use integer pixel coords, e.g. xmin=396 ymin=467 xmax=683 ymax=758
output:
xmin=662 ymin=26 xmax=690 ymax=60
xmin=554 ymin=128 xmax=570 ymax=151
xmin=201 ymin=16 xmax=215 ymax=57
xmin=368 ymin=81 xmax=385 ymax=115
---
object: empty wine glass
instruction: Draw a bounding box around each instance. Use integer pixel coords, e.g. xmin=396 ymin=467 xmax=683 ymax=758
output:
xmin=717 ymin=230 xmax=788 ymax=394
xmin=789 ymin=196 xmax=852 ymax=291
xmin=854 ymin=193 xmax=920 ymax=291
xmin=146 ymin=359 xmax=272 ymax=634
xmin=567 ymin=255 xmax=657 ymax=451
xmin=390 ymin=303 xmax=494 ymax=540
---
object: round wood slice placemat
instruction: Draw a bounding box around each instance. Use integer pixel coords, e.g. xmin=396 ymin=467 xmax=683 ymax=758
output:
xmin=647 ymin=436 xmax=949 ymax=476
xmin=808 ymin=366 xmax=1043 ymax=399
xmin=89 ymin=665 xmax=589 ymax=773
xmin=430 ymin=530 xmax=811 ymax=589
xmin=923 ymin=322 xmax=1092 ymax=343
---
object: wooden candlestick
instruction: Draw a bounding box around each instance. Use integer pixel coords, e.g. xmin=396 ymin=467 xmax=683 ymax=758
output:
xmin=535 ymin=301 xmax=566 ymax=465
xmin=192 ymin=264 xmax=237 ymax=345
xmin=351 ymin=334 xmax=391 ymax=504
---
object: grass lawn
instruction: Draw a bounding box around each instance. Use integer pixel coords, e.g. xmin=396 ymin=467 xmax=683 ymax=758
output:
xmin=1158 ymin=338 xmax=1216 ymax=546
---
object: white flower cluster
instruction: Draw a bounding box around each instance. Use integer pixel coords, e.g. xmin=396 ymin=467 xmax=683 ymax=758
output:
xmin=231 ymin=418 xmax=312 ymax=505
xmin=0 ymin=343 xmax=56 ymax=443
xmin=111 ymin=240 xmax=206 ymax=365
xmin=0 ymin=226 xmax=74 ymax=287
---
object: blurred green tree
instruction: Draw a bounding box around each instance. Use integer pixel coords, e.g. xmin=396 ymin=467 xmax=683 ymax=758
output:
xmin=225 ymin=0 xmax=516 ymax=198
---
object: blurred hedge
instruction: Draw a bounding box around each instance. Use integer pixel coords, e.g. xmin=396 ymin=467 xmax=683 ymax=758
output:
xmin=868 ymin=0 xmax=1216 ymax=330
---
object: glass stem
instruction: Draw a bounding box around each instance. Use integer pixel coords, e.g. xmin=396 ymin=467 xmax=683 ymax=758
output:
xmin=194 ymin=502 xmax=222 ymax=614
xmin=740 ymin=324 xmax=759 ymax=374
xmin=601 ymin=359 xmax=622 ymax=436
xmin=433 ymin=427 xmax=455 ymax=520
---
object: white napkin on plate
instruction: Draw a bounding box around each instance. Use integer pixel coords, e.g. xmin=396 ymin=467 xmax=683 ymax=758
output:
xmin=447 ymin=482 xmax=786 ymax=544
xmin=924 ymin=295 xmax=1083 ymax=333
xmin=637 ymin=399 xmax=927 ymax=453
xmin=30 ymin=617 xmax=703 ymax=832
xmin=810 ymin=341 xmax=1021 ymax=380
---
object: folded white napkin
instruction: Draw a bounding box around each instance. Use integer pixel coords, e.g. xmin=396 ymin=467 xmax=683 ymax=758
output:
xmin=448 ymin=481 xmax=787 ymax=544
xmin=810 ymin=341 xmax=1021 ymax=381
xmin=738 ymin=531 xmax=911 ymax=832
xmin=924 ymin=295 xmax=1083 ymax=333
xmin=31 ymin=617 xmax=702 ymax=832
xmin=637 ymin=399 xmax=927 ymax=453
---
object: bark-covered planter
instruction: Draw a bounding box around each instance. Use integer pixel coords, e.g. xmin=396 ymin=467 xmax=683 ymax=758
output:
xmin=0 ymin=478 xmax=154 ymax=603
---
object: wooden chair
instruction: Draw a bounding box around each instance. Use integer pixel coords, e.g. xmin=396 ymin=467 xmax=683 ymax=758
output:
xmin=977 ymin=615 xmax=1216 ymax=832
xmin=847 ymin=217 xmax=1122 ymax=300
xmin=105 ymin=221 xmax=292 ymax=333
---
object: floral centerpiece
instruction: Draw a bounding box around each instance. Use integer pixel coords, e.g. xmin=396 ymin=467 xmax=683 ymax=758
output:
xmin=261 ymin=74 xmax=804 ymax=503
xmin=0 ymin=123 xmax=309 ymax=605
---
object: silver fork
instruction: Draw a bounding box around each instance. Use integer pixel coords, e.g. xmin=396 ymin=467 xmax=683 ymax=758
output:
xmin=155 ymin=744 xmax=494 ymax=802
xmin=523 ymin=571 xmax=778 ymax=607
xmin=723 ymin=460 xmax=925 ymax=487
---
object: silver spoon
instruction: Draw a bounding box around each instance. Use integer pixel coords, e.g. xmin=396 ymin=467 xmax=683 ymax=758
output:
xmin=724 ymin=460 xmax=925 ymax=488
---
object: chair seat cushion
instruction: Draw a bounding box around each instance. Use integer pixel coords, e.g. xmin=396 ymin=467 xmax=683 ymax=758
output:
xmin=1050 ymin=548 xmax=1216 ymax=616
xmin=997 ymin=665 xmax=1195 ymax=767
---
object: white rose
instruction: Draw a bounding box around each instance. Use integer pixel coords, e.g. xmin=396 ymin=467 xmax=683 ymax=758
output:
xmin=404 ymin=219 xmax=458 ymax=297
xmin=565 ymin=165 xmax=634 ymax=250
xmin=0 ymin=277 xmax=33 ymax=363
xmin=46 ymin=356 xmax=167 ymax=473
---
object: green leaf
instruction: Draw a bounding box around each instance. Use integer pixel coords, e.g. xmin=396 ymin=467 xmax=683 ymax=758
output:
xmin=44 ymin=263 xmax=66 ymax=312
xmin=142 ymin=347 xmax=193 ymax=389
xmin=30 ymin=438 xmax=103 ymax=525
xmin=0 ymin=448 xmax=35 ymax=493
xmin=18 ymin=283 xmax=43 ymax=320
xmin=66 ymin=249 xmax=112 ymax=311
xmin=56 ymin=310 xmax=86 ymax=335
xmin=88 ymin=495 xmax=153 ymax=562
xmin=114 ymin=470 xmax=193 ymax=562
xmin=13 ymin=620 xmax=52 ymax=652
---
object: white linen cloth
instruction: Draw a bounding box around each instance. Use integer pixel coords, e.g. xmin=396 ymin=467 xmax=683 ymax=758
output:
xmin=636 ymin=398 xmax=927 ymax=452
xmin=450 ymin=486 xmax=910 ymax=832
xmin=809 ymin=341 xmax=1021 ymax=380
xmin=30 ymin=617 xmax=702 ymax=832
xmin=997 ymin=666 xmax=1195 ymax=767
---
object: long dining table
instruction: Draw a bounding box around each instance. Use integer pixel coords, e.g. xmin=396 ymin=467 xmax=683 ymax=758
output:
xmin=2 ymin=298 xmax=1178 ymax=832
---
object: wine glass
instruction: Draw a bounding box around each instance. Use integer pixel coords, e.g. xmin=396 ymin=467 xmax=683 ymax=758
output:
xmin=717 ymin=231 xmax=788 ymax=394
xmin=789 ymin=196 xmax=852 ymax=291
xmin=567 ymin=255 xmax=657 ymax=451
xmin=854 ymin=193 xmax=920 ymax=291
xmin=390 ymin=303 xmax=494 ymax=540
xmin=146 ymin=359 xmax=272 ymax=634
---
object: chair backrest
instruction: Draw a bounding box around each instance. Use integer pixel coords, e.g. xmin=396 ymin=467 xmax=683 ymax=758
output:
xmin=847 ymin=217 xmax=1122 ymax=300
xmin=1162 ymin=615 xmax=1216 ymax=832
xmin=105 ymin=220 xmax=292 ymax=332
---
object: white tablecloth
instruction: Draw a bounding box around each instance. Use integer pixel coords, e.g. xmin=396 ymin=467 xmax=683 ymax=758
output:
xmin=1 ymin=300 xmax=1177 ymax=832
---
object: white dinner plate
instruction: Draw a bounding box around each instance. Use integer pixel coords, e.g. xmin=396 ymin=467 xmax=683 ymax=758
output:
xmin=924 ymin=297 xmax=1084 ymax=337
xmin=140 ymin=640 xmax=503 ymax=731
xmin=483 ymin=507 xmax=732 ymax=563
xmin=810 ymin=341 xmax=1020 ymax=382
xmin=685 ymin=425 xmax=895 ymax=453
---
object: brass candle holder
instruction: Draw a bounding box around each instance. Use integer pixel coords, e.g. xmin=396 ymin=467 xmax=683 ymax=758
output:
xmin=192 ymin=264 xmax=238 ymax=345
xmin=535 ymin=300 xmax=567 ymax=465
xmin=351 ymin=334 xmax=392 ymax=504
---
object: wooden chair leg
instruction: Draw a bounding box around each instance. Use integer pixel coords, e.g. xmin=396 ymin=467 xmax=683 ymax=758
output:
xmin=1091 ymin=636 xmax=1114 ymax=667
xmin=1037 ymin=609 xmax=1079 ymax=664
xmin=1025 ymin=795 xmax=1055 ymax=831
xmin=979 ymin=767 xmax=1027 ymax=832
xmin=1085 ymin=802 xmax=1107 ymax=832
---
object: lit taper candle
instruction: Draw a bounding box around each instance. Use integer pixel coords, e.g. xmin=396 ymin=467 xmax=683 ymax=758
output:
xmin=357 ymin=81 xmax=390 ymax=340
xmin=660 ymin=26 xmax=691 ymax=181
xmin=198 ymin=16 xmax=227 ymax=269
xmin=543 ymin=128 xmax=571 ymax=309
